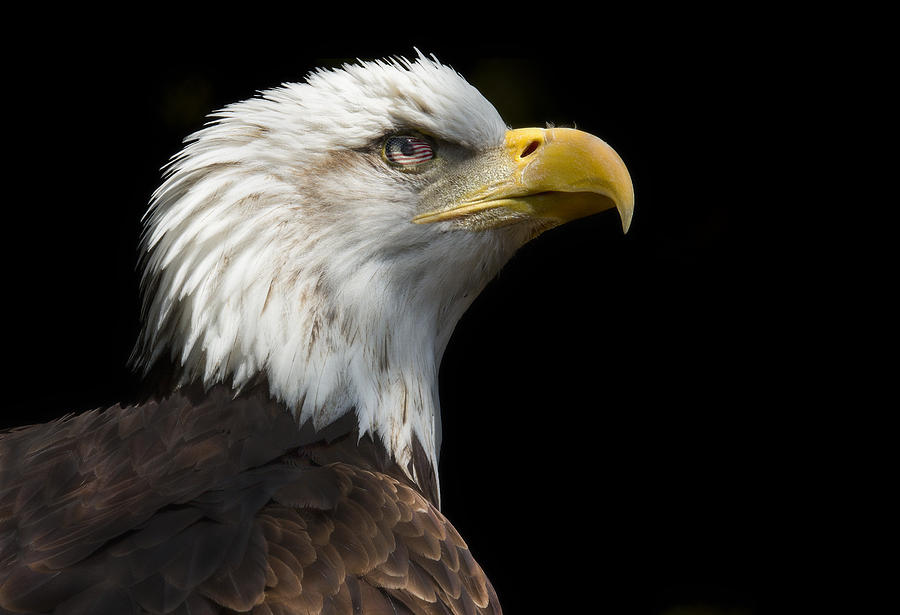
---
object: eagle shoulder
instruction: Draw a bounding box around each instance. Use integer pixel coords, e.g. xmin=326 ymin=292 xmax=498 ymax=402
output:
xmin=255 ymin=461 xmax=501 ymax=615
xmin=0 ymin=388 xmax=499 ymax=614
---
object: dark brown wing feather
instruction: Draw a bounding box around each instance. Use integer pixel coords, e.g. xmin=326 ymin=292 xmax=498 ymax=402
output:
xmin=0 ymin=387 xmax=501 ymax=614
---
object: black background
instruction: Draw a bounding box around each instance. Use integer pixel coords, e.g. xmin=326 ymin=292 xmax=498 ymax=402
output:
xmin=2 ymin=9 xmax=840 ymax=615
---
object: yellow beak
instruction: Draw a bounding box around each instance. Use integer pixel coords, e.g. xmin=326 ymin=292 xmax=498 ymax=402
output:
xmin=412 ymin=127 xmax=634 ymax=233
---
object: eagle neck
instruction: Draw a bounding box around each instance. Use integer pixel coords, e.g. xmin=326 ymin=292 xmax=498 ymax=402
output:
xmin=274 ymin=247 xmax=485 ymax=503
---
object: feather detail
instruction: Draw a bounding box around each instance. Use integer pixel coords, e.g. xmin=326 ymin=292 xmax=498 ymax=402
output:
xmin=0 ymin=387 xmax=501 ymax=614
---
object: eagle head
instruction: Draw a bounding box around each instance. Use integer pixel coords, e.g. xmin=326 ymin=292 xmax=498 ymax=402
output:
xmin=132 ymin=53 xmax=634 ymax=491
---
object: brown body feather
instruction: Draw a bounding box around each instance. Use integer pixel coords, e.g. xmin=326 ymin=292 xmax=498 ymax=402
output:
xmin=0 ymin=386 xmax=500 ymax=614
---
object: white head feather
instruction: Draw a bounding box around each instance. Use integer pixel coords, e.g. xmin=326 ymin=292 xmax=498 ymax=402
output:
xmin=132 ymin=54 xmax=534 ymax=492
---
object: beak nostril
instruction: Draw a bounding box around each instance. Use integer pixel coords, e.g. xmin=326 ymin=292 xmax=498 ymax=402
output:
xmin=520 ymin=140 xmax=540 ymax=159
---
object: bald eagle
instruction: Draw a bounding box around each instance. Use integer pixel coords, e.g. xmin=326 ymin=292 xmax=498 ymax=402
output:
xmin=0 ymin=54 xmax=633 ymax=614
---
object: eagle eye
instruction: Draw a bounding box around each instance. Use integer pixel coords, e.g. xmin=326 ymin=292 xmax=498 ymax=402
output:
xmin=383 ymin=135 xmax=434 ymax=167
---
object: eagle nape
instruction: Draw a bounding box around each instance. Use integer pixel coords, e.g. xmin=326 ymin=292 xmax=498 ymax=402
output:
xmin=1 ymin=53 xmax=633 ymax=615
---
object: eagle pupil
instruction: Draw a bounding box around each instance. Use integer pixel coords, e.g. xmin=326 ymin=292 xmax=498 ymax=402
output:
xmin=384 ymin=136 xmax=431 ymax=166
